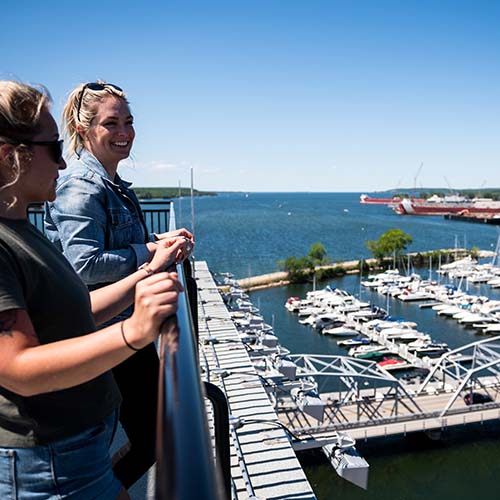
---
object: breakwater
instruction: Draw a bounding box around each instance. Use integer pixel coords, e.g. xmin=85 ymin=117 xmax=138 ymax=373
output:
xmin=237 ymin=249 xmax=495 ymax=291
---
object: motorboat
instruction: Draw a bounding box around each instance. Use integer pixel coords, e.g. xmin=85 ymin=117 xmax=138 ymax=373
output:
xmin=378 ymin=358 xmax=406 ymax=369
xmin=322 ymin=326 xmax=359 ymax=337
xmin=355 ymin=350 xmax=393 ymax=360
xmin=388 ymin=332 xmax=431 ymax=343
xmin=437 ymin=306 xmax=464 ymax=317
xmin=284 ymin=296 xmax=300 ymax=312
xmin=374 ymin=321 xmax=417 ymax=332
xmin=348 ymin=344 xmax=384 ymax=356
xmin=337 ymin=337 xmax=371 ymax=347
xmin=398 ymin=290 xmax=433 ymax=302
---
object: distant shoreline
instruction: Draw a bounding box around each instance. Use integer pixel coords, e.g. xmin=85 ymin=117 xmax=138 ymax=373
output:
xmin=134 ymin=187 xmax=217 ymax=199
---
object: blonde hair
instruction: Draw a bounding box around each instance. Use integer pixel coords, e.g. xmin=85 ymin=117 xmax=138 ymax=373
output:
xmin=0 ymin=80 xmax=51 ymax=203
xmin=62 ymin=81 xmax=129 ymax=157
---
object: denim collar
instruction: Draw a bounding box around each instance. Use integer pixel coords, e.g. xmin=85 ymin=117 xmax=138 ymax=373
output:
xmin=77 ymin=149 xmax=132 ymax=188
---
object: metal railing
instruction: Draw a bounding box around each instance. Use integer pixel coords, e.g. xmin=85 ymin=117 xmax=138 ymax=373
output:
xmin=28 ymin=201 xmax=172 ymax=236
xmin=155 ymin=203 xmax=225 ymax=500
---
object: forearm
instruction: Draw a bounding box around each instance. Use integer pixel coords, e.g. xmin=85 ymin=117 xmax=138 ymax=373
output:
xmin=8 ymin=323 xmax=134 ymax=396
xmin=74 ymin=246 xmax=142 ymax=285
xmin=90 ymin=268 xmax=149 ymax=325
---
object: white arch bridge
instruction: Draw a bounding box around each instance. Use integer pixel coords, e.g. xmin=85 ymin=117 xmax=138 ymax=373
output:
xmin=268 ymin=337 xmax=500 ymax=443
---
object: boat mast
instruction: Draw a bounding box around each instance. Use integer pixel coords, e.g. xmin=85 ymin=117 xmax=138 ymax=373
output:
xmin=492 ymin=229 xmax=500 ymax=267
xmin=178 ymin=179 xmax=182 ymax=227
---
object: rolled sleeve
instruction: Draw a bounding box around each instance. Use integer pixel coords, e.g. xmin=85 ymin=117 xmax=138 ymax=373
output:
xmin=47 ymin=177 xmax=143 ymax=285
xmin=130 ymin=243 xmax=150 ymax=267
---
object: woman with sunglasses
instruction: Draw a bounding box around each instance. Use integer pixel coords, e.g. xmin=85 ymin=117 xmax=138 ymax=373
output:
xmin=44 ymin=81 xmax=194 ymax=488
xmin=0 ymin=80 xmax=185 ymax=499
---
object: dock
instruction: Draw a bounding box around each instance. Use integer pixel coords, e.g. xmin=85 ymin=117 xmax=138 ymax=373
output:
xmin=278 ymin=386 xmax=500 ymax=441
xmin=196 ymin=261 xmax=317 ymax=500
xmin=445 ymin=214 xmax=500 ymax=225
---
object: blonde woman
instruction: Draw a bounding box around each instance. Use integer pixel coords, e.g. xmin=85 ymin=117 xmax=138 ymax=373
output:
xmin=0 ymin=80 xmax=186 ymax=498
xmin=44 ymin=81 xmax=194 ymax=487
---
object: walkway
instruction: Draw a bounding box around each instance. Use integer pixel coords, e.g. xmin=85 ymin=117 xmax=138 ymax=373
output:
xmin=196 ymin=261 xmax=316 ymax=500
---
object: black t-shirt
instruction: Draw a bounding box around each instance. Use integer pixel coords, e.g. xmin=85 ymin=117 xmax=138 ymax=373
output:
xmin=0 ymin=217 xmax=121 ymax=446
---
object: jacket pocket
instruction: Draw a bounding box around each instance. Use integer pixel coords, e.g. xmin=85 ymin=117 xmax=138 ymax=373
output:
xmin=107 ymin=208 xmax=136 ymax=248
xmin=108 ymin=208 xmax=134 ymax=229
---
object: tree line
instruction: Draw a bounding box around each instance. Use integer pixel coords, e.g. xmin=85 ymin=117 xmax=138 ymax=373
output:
xmin=278 ymin=228 xmax=469 ymax=284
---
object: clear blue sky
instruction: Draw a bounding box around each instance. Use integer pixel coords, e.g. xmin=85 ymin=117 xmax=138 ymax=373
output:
xmin=2 ymin=0 xmax=499 ymax=192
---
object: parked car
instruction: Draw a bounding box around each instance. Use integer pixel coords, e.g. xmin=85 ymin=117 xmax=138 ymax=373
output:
xmin=463 ymin=392 xmax=493 ymax=405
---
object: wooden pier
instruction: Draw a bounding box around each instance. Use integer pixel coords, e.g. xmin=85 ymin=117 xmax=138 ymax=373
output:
xmin=196 ymin=261 xmax=316 ymax=500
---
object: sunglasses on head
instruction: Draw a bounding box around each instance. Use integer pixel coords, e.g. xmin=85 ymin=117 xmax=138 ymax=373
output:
xmin=20 ymin=139 xmax=64 ymax=164
xmin=76 ymin=82 xmax=123 ymax=123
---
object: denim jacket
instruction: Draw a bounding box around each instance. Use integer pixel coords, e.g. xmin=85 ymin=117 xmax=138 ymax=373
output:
xmin=45 ymin=150 xmax=152 ymax=287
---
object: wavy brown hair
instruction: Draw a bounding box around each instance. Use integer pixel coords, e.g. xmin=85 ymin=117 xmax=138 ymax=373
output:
xmin=0 ymin=81 xmax=51 ymax=204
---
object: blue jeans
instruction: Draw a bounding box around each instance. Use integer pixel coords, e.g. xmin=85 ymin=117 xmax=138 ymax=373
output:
xmin=0 ymin=410 xmax=123 ymax=500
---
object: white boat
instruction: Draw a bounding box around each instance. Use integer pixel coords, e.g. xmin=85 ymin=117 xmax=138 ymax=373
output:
xmin=375 ymin=322 xmax=417 ymax=333
xmin=390 ymin=332 xmax=431 ymax=343
xmin=284 ymin=296 xmax=300 ymax=312
xmin=348 ymin=344 xmax=387 ymax=356
xmin=483 ymin=323 xmax=500 ymax=333
xmin=297 ymin=305 xmax=325 ymax=317
xmin=458 ymin=313 xmax=490 ymax=325
xmin=487 ymin=277 xmax=500 ymax=288
xmin=322 ymin=326 xmax=359 ymax=337
xmin=337 ymin=337 xmax=371 ymax=347
xmin=467 ymin=272 xmax=494 ymax=283
xmin=437 ymin=306 xmax=463 ymax=317
xmin=398 ymin=290 xmax=433 ymax=302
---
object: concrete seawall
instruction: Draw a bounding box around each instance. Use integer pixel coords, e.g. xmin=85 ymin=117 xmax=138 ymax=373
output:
xmin=237 ymin=260 xmax=366 ymax=292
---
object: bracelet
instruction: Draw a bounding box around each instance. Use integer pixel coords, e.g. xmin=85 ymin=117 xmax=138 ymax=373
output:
xmin=138 ymin=262 xmax=155 ymax=276
xmin=120 ymin=321 xmax=141 ymax=352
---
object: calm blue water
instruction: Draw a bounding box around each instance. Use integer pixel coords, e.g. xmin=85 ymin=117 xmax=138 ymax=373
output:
xmin=176 ymin=192 xmax=500 ymax=500
xmin=176 ymin=192 xmax=499 ymax=279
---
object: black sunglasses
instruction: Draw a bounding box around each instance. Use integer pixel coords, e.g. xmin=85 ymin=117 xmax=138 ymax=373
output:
xmin=21 ymin=139 xmax=64 ymax=164
xmin=76 ymin=82 xmax=123 ymax=123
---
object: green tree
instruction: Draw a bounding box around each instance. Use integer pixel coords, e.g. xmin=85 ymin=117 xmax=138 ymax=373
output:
xmin=366 ymin=229 xmax=413 ymax=261
xmin=308 ymin=242 xmax=330 ymax=265
xmin=470 ymin=246 xmax=480 ymax=259
xmin=282 ymin=256 xmax=315 ymax=283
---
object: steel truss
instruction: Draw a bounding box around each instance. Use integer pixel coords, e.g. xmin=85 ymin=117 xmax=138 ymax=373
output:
xmin=416 ymin=336 xmax=500 ymax=416
xmin=274 ymin=355 xmax=423 ymax=431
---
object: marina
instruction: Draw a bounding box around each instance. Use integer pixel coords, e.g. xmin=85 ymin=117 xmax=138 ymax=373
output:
xmin=196 ymin=251 xmax=500 ymax=497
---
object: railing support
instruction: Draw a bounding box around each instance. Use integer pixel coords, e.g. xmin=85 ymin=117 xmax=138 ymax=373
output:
xmin=204 ymin=382 xmax=231 ymax=500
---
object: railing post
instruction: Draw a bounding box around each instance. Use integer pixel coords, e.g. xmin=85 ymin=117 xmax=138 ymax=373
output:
xmin=204 ymin=382 xmax=231 ymax=500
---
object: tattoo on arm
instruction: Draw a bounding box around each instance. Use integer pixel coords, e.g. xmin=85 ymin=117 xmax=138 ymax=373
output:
xmin=0 ymin=310 xmax=16 ymax=337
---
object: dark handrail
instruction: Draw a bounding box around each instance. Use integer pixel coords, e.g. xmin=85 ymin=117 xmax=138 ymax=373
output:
xmin=155 ymin=203 xmax=224 ymax=500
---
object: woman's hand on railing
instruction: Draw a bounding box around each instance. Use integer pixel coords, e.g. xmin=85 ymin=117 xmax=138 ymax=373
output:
xmin=154 ymin=228 xmax=194 ymax=246
xmin=126 ymin=272 xmax=184 ymax=348
xmin=149 ymin=237 xmax=190 ymax=271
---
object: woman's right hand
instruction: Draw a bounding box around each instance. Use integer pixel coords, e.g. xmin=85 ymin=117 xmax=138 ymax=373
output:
xmin=148 ymin=237 xmax=189 ymax=272
xmin=126 ymin=272 xmax=184 ymax=348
